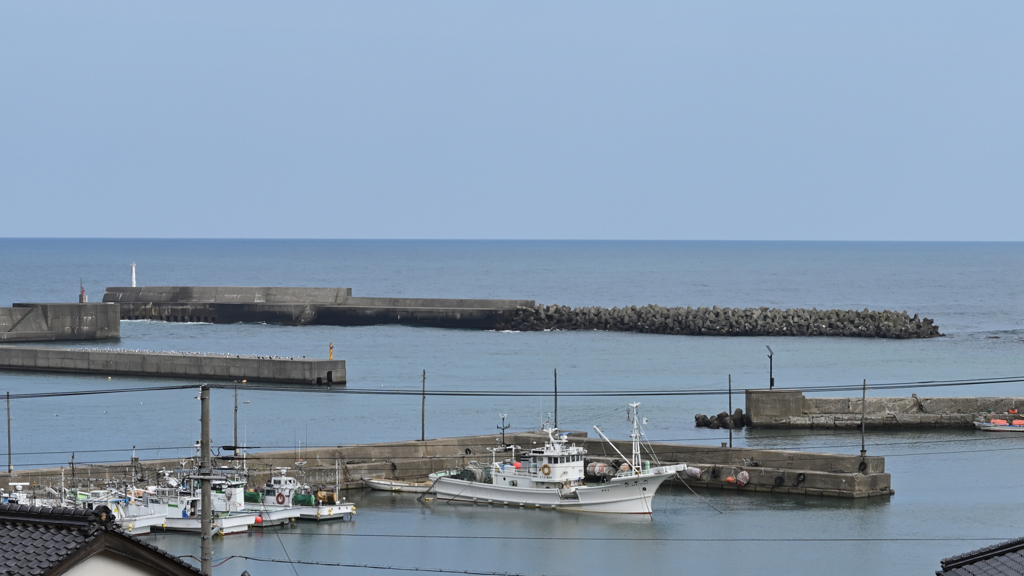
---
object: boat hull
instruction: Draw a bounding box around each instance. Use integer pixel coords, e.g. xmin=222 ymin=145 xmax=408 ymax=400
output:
xmin=975 ymin=422 xmax=1024 ymax=432
xmin=430 ymin=472 xmax=674 ymax=514
xmin=296 ymin=504 xmax=355 ymax=521
xmin=242 ymin=505 xmax=303 ymax=527
xmin=363 ymin=478 xmax=432 ymax=493
xmin=115 ymin=513 xmax=166 ymax=536
xmin=155 ymin=512 xmax=258 ymax=535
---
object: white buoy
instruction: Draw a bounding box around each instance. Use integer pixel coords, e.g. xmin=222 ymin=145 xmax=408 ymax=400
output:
xmin=131 ymin=262 xmax=136 ymax=287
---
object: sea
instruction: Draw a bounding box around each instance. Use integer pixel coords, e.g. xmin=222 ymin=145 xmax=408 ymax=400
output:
xmin=1 ymin=239 xmax=1023 ymax=575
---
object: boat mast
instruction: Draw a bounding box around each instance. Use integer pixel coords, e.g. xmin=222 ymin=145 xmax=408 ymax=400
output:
xmin=629 ymin=403 xmax=641 ymax=474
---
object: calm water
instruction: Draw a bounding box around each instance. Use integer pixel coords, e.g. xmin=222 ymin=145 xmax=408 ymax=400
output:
xmin=2 ymin=239 xmax=1024 ymax=574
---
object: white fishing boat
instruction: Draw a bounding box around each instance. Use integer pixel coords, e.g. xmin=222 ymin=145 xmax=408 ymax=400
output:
xmin=429 ymin=403 xmax=687 ymax=515
xmin=147 ymin=470 xmax=260 ymax=535
xmin=84 ymin=488 xmax=166 ymax=536
xmin=363 ymin=478 xmax=433 ymax=493
xmin=261 ymin=469 xmax=355 ymax=521
xmin=363 ymin=470 xmax=457 ymax=493
xmin=150 ymin=489 xmax=259 ymax=535
xmin=975 ymin=418 xmax=1024 ymax=432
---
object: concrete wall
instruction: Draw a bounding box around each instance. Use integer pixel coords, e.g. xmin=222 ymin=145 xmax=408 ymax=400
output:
xmin=746 ymin=389 xmax=1023 ymax=428
xmin=2 ymin=432 xmax=892 ymax=499
xmin=0 ymin=346 xmax=345 ymax=385
xmin=104 ymin=286 xmax=535 ymax=329
xmin=104 ymin=286 xmax=353 ymax=305
xmin=0 ymin=303 xmax=119 ymax=342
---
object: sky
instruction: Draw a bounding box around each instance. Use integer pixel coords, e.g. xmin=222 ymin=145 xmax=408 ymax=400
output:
xmin=1 ymin=2 xmax=1022 ymax=240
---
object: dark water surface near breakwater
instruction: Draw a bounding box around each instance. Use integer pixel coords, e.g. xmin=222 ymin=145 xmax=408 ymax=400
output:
xmin=2 ymin=239 xmax=1024 ymax=574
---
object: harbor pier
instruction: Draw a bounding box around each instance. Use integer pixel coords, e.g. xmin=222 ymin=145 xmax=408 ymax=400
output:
xmin=746 ymin=389 xmax=1022 ymax=428
xmin=103 ymin=286 xmax=533 ymax=329
xmin=3 ymin=432 xmax=890 ymax=500
xmin=0 ymin=346 xmax=345 ymax=385
xmin=0 ymin=303 xmax=119 ymax=342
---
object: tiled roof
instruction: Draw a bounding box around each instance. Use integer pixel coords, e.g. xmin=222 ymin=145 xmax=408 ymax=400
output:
xmin=0 ymin=503 xmax=201 ymax=576
xmin=938 ymin=536 xmax=1024 ymax=576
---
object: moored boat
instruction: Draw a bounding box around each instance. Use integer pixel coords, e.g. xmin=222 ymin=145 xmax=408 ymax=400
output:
xmin=363 ymin=470 xmax=457 ymax=493
xmin=975 ymin=418 xmax=1024 ymax=432
xmin=261 ymin=469 xmax=355 ymax=521
xmin=363 ymin=478 xmax=433 ymax=493
xmin=429 ymin=403 xmax=687 ymax=515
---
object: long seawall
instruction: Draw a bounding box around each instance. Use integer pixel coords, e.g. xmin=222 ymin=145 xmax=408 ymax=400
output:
xmin=103 ymin=286 xmax=941 ymax=338
xmin=500 ymin=303 xmax=941 ymax=338
xmin=0 ymin=346 xmax=345 ymax=385
xmin=746 ymin=390 xmax=1017 ymax=428
xmin=2 ymin=432 xmax=891 ymax=499
xmin=103 ymin=286 xmax=533 ymax=329
xmin=0 ymin=303 xmax=120 ymax=342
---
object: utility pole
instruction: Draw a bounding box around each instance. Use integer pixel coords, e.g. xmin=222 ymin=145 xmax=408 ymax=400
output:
xmin=860 ymin=379 xmax=867 ymax=458
xmin=6 ymin=392 xmax=11 ymax=473
xmin=728 ymin=374 xmax=733 ymax=448
xmin=199 ymin=385 xmax=212 ymax=576
xmin=553 ymin=369 xmax=558 ymax=429
xmin=69 ymin=453 xmax=76 ymax=506
xmin=421 ymin=370 xmax=426 ymax=442
xmin=233 ymin=384 xmax=238 ymax=458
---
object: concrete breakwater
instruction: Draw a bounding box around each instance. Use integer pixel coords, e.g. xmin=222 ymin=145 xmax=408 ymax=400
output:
xmin=746 ymin=390 xmax=1019 ymax=428
xmin=499 ymin=303 xmax=941 ymax=338
xmin=104 ymin=286 xmax=533 ymax=329
xmin=0 ymin=346 xmax=344 ymax=385
xmin=0 ymin=303 xmax=119 ymax=342
xmin=2 ymin=432 xmax=891 ymax=500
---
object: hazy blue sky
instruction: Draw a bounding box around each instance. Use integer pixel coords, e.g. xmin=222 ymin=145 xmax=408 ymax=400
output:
xmin=2 ymin=2 xmax=1021 ymax=240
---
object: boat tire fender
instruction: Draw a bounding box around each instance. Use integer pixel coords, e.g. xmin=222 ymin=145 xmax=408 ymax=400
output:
xmin=858 ymin=461 xmax=868 ymax=472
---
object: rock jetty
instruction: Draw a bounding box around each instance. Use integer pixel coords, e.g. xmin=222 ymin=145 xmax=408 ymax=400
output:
xmin=695 ymin=409 xmax=750 ymax=430
xmin=498 ymin=304 xmax=940 ymax=339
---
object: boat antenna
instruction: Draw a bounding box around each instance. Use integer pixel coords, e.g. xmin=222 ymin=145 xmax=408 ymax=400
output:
xmin=592 ymin=425 xmax=631 ymax=470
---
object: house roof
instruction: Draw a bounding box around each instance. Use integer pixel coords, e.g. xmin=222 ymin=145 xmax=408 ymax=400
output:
xmin=0 ymin=503 xmax=203 ymax=576
xmin=938 ymin=536 xmax=1024 ymax=576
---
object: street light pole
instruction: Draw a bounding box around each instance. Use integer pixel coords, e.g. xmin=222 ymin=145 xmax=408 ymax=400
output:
xmin=498 ymin=414 xmax=509 ymax=449
xmin=766 ymin=345 xmax=775 ymax=390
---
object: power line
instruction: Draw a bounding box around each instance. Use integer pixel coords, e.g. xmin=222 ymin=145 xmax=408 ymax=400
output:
xmin=4 ymin=373 xmax=1024 ymax=400
xmin=190 ymin=555 xmax=547 ymax=576
xmin=271 ymin=533 xmax=1014 ymax=543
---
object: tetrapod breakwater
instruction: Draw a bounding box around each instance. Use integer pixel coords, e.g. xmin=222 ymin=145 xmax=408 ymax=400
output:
xmin=498 ymin=304 xmax=941 ymax=339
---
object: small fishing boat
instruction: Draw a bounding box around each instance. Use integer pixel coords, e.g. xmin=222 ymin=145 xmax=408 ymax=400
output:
xmin=150 ymin=489 xmax=259 ymax=535
xmin=83 ymin=488 xmax=166 ymax=536
xmin=975 ymin=418 xmax=1024 ymax=432
xmin=429 ymin=403 xmax=688 ymax=515
xmin=148 ymin=471 xmax=260 ymax=535
xmin=363 ymin=470 xmax=457 ymax=493
xmin=261 ymin=469 xmax=355 ymax=521
xmin=363 ymin=478 xmax=433 ymax=493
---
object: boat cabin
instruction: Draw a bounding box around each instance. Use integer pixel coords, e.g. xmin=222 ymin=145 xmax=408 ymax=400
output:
xmin=491 ymin=428 xmax=586 ymax=489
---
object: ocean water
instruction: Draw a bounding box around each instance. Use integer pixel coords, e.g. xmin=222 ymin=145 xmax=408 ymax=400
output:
xmin=2 ymin=239 xmax=1024 ymax=574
